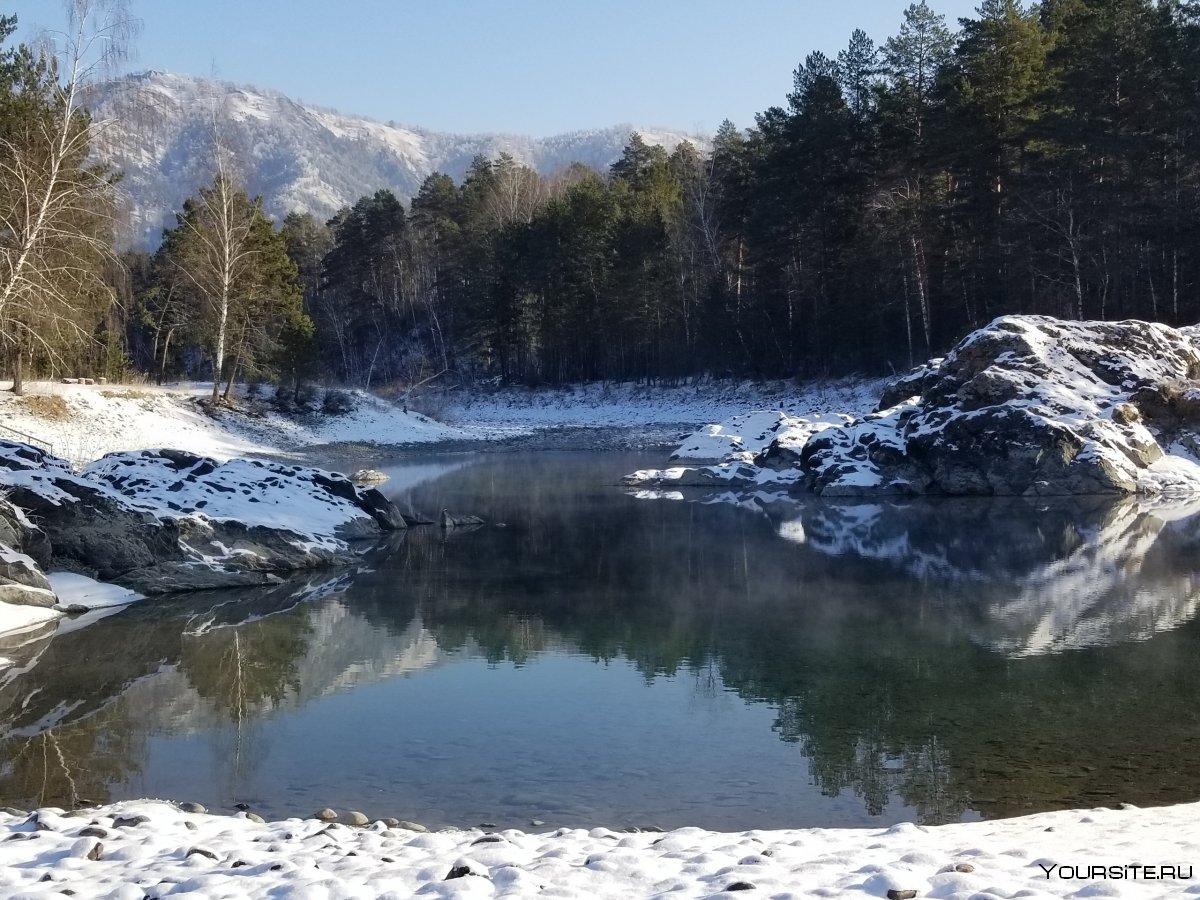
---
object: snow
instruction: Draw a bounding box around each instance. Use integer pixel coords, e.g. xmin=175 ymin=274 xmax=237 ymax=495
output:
xmin=670 ymin=410 xmax=852 ymax=461
xmin=45 ymin=572 xmax=143 ymax=611
xmin=0 ymin=382 xmax=469 ymax=464
xmin=83 ymin=452 xmax=386 ymax=550
xmin=447 ymin=377 xmax=884 ymax=436
xmin=0 ymin=378 xmax=887 ymax=465
xmin=0 ymin=600 xmax=60 ymax=638
xmin=0 ymin=799 xmax=1197 ymax=898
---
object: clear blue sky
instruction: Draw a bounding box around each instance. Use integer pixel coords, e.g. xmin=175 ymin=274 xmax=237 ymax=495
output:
xmin=9 ymin=0 xmax=983 ymax=136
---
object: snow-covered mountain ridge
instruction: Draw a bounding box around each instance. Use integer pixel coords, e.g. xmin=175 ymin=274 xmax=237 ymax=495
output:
xmin=86 ymin=71 xmax=704 ymax=247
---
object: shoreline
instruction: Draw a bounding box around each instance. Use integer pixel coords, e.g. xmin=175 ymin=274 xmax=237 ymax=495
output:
xmin=1 ymin=797 xmax=1195 ymax=898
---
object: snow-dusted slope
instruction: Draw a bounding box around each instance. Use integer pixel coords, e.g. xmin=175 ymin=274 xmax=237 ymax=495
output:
xmin=87 ymin=71 xmax=704 ymax=247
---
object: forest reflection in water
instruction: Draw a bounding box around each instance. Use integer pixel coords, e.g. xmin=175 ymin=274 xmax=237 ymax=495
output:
xmin=1 ymin=452 xmax=1199 ymax=830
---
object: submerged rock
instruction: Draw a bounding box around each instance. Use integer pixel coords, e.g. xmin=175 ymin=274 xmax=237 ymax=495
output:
xmin=351 ymin=468 xmax=389 ymax=485
xmin=439 ymin=509 xmax=484 ymax=528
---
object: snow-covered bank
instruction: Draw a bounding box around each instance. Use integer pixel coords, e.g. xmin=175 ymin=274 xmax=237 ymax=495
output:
xmin=444 ymin=377 xmax=885 ymax=437
xmin=0 ymin=799 xmax=1196 ymax=898
xmin=0 ymin=382 xmax=469 ymax=464
xmin=0 ymin=378 xmax=886 ymax=464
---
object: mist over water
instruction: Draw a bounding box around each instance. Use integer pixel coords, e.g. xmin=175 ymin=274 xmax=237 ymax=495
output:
xmin=2 ymin=451 xmax=1199 ymax=830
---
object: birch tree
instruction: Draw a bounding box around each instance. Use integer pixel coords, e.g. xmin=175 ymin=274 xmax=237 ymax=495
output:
xmin=160 ymin=176 xmax=307 ymax=402
xmin=0 ymin=1 xmax=136 ymax=392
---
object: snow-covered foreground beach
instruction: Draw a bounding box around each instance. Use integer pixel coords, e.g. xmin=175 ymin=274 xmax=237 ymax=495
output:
xmin=1 ymin=799 xmax=1195 ymax=899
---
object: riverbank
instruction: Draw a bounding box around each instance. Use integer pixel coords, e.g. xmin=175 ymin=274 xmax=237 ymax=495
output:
xmin=0 ymin=377 xmax=885 ymax=464
xmin=0 ymin=798 xmax=1193 ymax=898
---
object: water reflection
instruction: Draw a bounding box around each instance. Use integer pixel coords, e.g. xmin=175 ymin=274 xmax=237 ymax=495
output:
xmin=0 ymin=452 xmax=1199 ymax=829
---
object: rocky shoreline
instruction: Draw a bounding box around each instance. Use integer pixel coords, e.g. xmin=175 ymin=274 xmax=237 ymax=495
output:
xmin=628 ymin=317 xmax=1200 ymax=498
xmin=0 ymin=442 xmax=410 ymax=629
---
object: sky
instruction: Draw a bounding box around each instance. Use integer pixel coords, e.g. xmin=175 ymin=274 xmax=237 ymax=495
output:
xmin=8 ymin=0 xmax=984 ymax=137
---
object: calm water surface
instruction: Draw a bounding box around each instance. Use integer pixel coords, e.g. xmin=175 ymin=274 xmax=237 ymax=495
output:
xmin=2 ymin=450 xmax=1199 ymax=830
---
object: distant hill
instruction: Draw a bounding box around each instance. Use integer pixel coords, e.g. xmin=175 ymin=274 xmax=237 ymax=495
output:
xmin=86 ymin=71 xmax=704 ymax=248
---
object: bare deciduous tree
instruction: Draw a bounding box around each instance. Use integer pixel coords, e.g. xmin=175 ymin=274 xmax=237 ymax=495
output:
xmin=0 ymin=0 xmax=138 ymax=392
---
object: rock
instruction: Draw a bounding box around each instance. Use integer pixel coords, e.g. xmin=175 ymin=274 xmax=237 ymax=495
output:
xmin=804 ymin=318 xmax=1200 ymax=496
xmin=0 ymin=441 xmax=410 ymax=592
xmin=186 ymin=846 xmax=219 ymax=861
xmin=350 ymin=469 xmax=389 ymax=485
xmin=112 ymin=815 xmax=150 ymax=828
xmin=472 ymin=835 xmax=503 ymax=845
xmin=954 ymin=863 xmax=975 ymax=873
xmin=87 ymin=841 xmax=104 ymax=861
xmin=377 ymin=817 xmax=400 ymax=828
xmin=315 ymin=808 xmax=338 ymax=821
xmin=184 ymin=821 xmax=198 ymax=831
xmin=119 ymin=561 xmax=282 ymax=595
xmin=0 ymin=580 xmax=56 ymax=608
xmin=727 ymin=883 xmax=756 ymax=892
xmin=177 ymin=802 xmax=206 ymax=814
xmin=530 ymin=819 xmax=545 ymax=827
xmin=445 ymin=858 xmax=489 ymax=880
xmin=886 ymin=892 xmax=917 ymax=900
xmin=246 ymin=813 xmax=265 ymax=824
xmin=396 ymin=820 xmax=427 ymax=832
xmin=440 ymin=509 xmax=485 ymax=528
xmin=342 ymin=811 xmax=369 ymax=826
xmin=77 ymin=826 xmax=108 ymax=838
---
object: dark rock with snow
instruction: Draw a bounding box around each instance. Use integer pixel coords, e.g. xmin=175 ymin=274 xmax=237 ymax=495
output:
xmin=797 ymin=317 xmax=1200 ymax=496
xmin=0 ymin=500 xmax=55 ymax=609
xmin=642 ymin=317 xmax=1200 ymax=497
xmin=0 ymin=442 xmax=409 ymax=594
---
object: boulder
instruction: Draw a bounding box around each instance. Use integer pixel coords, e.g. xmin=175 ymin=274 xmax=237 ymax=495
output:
xmin=803 ymin=317 xmax=1200 ymax=496
xmin=0 ymin=441 xmax=410 ymax=593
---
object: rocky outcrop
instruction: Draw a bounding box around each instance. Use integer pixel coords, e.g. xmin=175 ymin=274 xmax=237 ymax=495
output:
xmin=0 ymin=442 xmax=409 ymax=596
xmin=800 ymin=317 xmax=1200 ymax=496
xmin=635 ymin=317 xmax=1200 ymax=498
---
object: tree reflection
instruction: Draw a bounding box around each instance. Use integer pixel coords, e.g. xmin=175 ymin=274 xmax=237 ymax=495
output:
xmin=3 ymin=454 xmax=1200 ymax=824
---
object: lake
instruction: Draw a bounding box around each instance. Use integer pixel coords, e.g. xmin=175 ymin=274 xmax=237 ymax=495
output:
xmin=1 ymin=450 xmax=1199 ymax=832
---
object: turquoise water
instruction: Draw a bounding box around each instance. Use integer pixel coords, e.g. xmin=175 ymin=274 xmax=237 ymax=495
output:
xmin=1 ymin=451 xmax=1198 ymax=830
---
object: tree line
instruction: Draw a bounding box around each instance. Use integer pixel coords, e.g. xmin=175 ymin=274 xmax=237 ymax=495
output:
xmin=8 ymin=0 xmax=1200 ymax=397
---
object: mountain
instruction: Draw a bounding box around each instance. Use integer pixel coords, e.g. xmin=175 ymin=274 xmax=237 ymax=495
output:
xmin=86 ymin=71 xmax=704 ymax=248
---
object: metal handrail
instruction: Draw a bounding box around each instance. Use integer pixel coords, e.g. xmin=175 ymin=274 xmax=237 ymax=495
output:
xmin=0 ymin=421 xmax=54 ymax=455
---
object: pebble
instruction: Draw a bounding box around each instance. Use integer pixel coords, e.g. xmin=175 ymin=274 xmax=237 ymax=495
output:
xmin=315 ymin=808 xmax=338 ymax=821
xmin=954 ymin=862 xmax=975 ymax=873
xmin=186 ymin=847 xmax=219 ymax=861
xmin=727 ymin=882 xmax=756 ymax=892
xmin=78 ymin=826 xmax=109 ymax=839
xmin=397 ymin=820 xmax=427 ymax=833
xmin=887 ymin=891 xmax=917 ymax=900
xmin=178 ymin=802 xmax=207 ymax=814
xmin=113 ymin=815 xmax=150 ymax=828
xmin=342 ymin=811 xmax=369 ymax=827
